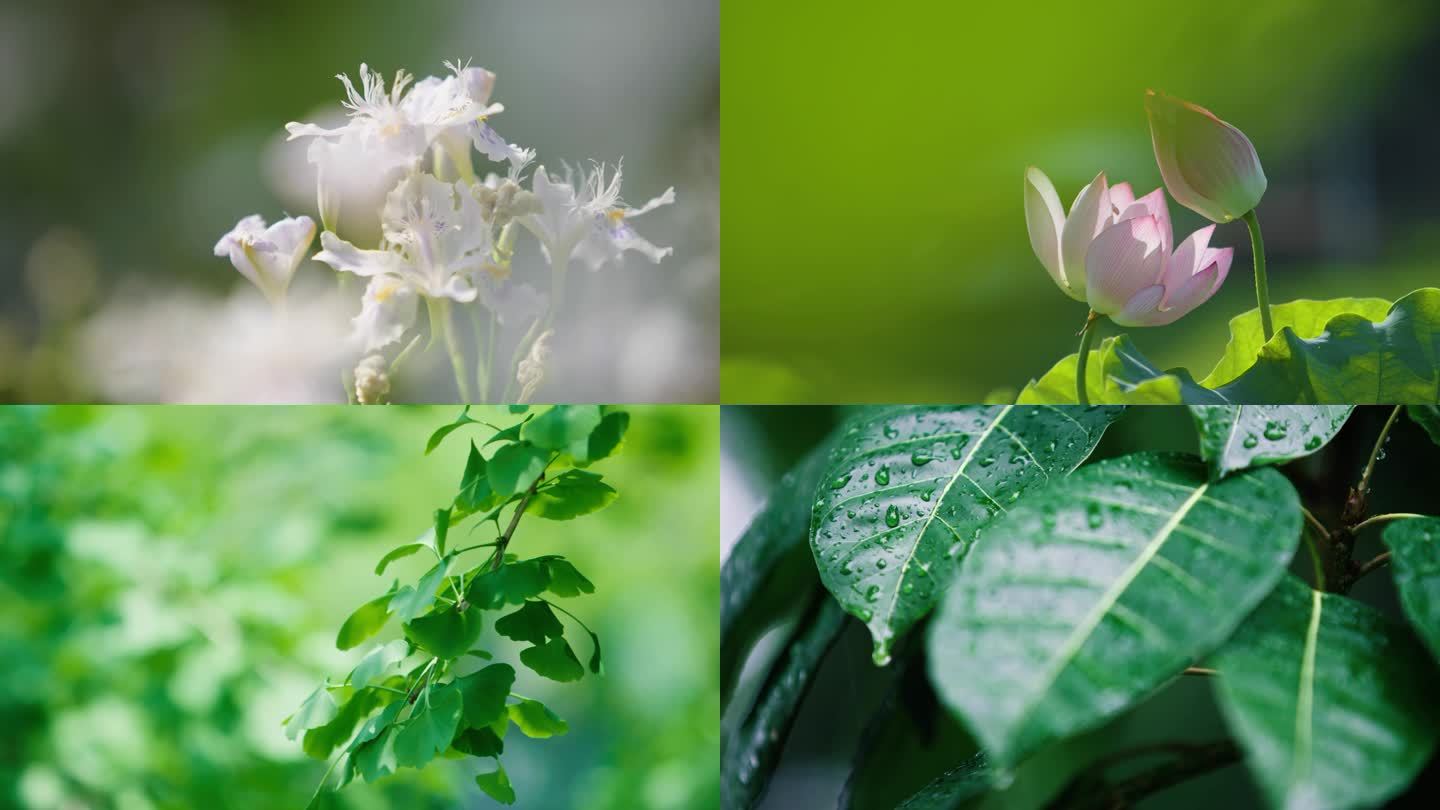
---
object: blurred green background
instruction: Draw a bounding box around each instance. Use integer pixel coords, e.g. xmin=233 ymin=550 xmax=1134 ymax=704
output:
xmin=0 ymin=404 xmax=719 ymax=809
xmin=722 ymin=405 xmax=1440 ymax=807
xmin=0 ymin=0 xmax=718 ymax=403
xmin=721 ymin=1 xmax=1440 ymax=403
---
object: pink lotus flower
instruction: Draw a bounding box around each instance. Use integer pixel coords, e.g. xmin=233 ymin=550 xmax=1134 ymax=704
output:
xmin=1025 ymin=167 xmax=1232 ymax=326
xmin=1145 ymin=90 xmax=1266 ymax=224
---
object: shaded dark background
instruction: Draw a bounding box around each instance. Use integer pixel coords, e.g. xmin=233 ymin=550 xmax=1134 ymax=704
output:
xmin=0 ymin=0 xmax=718 ymax=402
xmin=721 ymin=1 xmax=1440 ymax=402
xmin=723 ymin=405 xmax=1440 ymax=807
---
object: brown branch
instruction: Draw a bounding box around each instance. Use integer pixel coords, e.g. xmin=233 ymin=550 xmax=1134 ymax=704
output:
xmin=492 ymin=474 xmax=543 ymax=571
xmin=1354 ymin=551 xmax=1392 ymax=581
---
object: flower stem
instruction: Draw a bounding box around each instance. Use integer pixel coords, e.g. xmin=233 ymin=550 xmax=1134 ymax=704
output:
xmin=1075 ymin=311 xmax=1100 ymax=406
xmin=1242 ymin=209 xmax=1274 ymax=342
xmin=430 ymin=298 xmax=473 ymax=401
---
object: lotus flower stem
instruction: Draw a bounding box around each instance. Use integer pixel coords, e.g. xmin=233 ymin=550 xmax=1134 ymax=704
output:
xmin=1242 ymin=210 xmax=1273 ymax=341
xmin=1075 ymin=311 xmax=1100 ymax=405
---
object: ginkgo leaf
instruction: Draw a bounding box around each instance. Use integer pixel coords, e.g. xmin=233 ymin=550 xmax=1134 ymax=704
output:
xmin=1213 ymin=575 xmax=1440 ymax=810
xmin=457 ymin=664 xmax=515 ymax=728
xmin=523 ymin=405 xmax=603 ymax=450
xmin=495 ymin=601 xmax=563 ymax=646
xmin=519 ymin=637 xmax=584 ymax=682
xmin=374 ymin=543 xmax=428 ymax=576
xmin=1189 ymin=405 xmax=1351 ymax=479
xmin=349 ymin=639 xmax=409 ymax=689
xmin=404 ymin=605 xmax=484 ymax=659
xmin=488 ymin=442 xmax=550 ymax=497
xmin=336 ymin=591 xmax=395 ymax=651
xmin=394 ymin=683 xmax=464 ymax=769
xmin=509 ymin=698 xmax=568 ymax=738
xmin=476 ymin=763 xmax=517 ymax=804
xmin=466 ymin=558 xmax=550 ymax=608
xmin=810 ymin=405 xmax=1122 ymax=664
xmin=1383 ymin=517 xmax=1440 ymax=663
xmin=285 ymin=683 xmax=338 ymax=740
xmin=927 ymin=453 xmax=1300 ymax=769
xmin=526 ymin=470 xmax=617 ymax=520
xmin=390 ymin=557 xmax=452 ymax=623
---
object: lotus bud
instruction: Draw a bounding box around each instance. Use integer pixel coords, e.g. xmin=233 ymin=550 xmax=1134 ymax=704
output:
xmin=1145 ymin=90 xmax=1266 ymax=223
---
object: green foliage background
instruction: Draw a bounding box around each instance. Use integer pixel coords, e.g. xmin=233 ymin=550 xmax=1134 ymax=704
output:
xmin=0 ymin=405 xmax=719 ymax=809
xmin=721 ymin=0 xmax=1440 ymax=402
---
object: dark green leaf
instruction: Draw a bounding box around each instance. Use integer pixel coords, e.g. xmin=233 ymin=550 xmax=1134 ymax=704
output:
xmin=488 ymin=442 xmax=550 ymax=497
xmin=394 ymin=683 xmax=464 ymax=768
xmin=426 ymin=407 xmax=477 ymax=454
xmin=285 ymin=683 xmax=339 ymax=740
xmin=721 ymin=441 xmax=834 ymax=705
xmin=495 ymin=601 xmax=564 ymax=645
xmin=466 ymin=558 xmax=551 ymax=609
xmin=337 ymin=592 xmax=394 ymax=651
xmin=303 ymin=688 xmax=388 ymax=759
xmin=457 ymin=663 xmax=516 ymax=728
xmin=475 ymin=764 xmax=516 ymax=805
xmin=1189 ymin=405 xmax=1352 ymax=479
xmin=540 ymin=557 xmax=595 ymax=597
xmin=374 ymin=543 xmax=427 ymax=577
xmin=507 ymin=405 xmax=529 ymax=414
xmin=1409 ymin=406 xmax=1440 ymax=447
xmin=812 ymin=405 xmax=1122 ymax=664
xmin=893 ymin=753 xmax=991 ymax=809
xmin=451 ymin=726 xmax=504 ymax=757
xmin=404 ymin=605 xmax=484 ymax=659
xmin=433 ymin=508 xmax=451 ymax=556
xmin=349 ymin=639 xmax=409 ymax=688
xmin=1213 ymin=575 xmax=1440 ymax=809
xmin=1384 ymin=517 xmax=1440 ymax=663
xmin=722 ymin=593 xmax=846 ymax=810
xmin=508 ymin=698 xmax=568 ymax=738
xmin=527 ymin=470 xmax=617 ymax=520
xmin=519 ymin=637 xmax=584 ymax=682
xmin=348 ymin=700 xmax=404 ymax=753
xmin=454 ymin=442 xmax=503 ymax=517
xmin=570 ymin=410 xmax=630 ymax=465
xmin=390 ymin=557 xmax=451 ymax=623
xmin=523 ymin=405 xmax=604 ymax=450
xmin=927 ymin=454 xmax=1301 ymax=768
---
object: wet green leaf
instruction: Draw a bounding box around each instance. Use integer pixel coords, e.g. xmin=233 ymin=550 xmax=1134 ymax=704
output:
xmin=337 ymin=591 xmax=394 ymax=651
xmin=488 ymin=442 xmax=550 ymax=497
xmin=494 ymin=601 xmax=564 ymax=646
xmin=523 ymin=405 xmax=604 ymax=450
xmin=457 ymin=663 xmax=515 ymax=728
xmin=927 ymin=454 xmax=1301 ymax=768
xmin=352 ymin=723 xmax=401 ymax=782
xmin=508 ymin=698 xmax=568 ymax=738
xmin=892 ymin=753 xmax=990 ymax=809
xmin=527 ymin=470 xmax=617 ymax=520
xmin=1189 ymin=405 xmax=1352 ymax=479
xmin=475 ymin=764 xmax=516 ymax=804
xmin=404 ymin=605 xmax=484 ymax=659
xmin=1213 ymin=575 xmax=1440 ymax=809
xmin=1383 ymin=517 xmax=1440 ymax=663
xmin=519 ymin=637 xmax=585 ymax=682
xmin=811 ymin=405 xmax=1122 ymax=664
xmin=394 ymin=683 xmax=463 ymax=768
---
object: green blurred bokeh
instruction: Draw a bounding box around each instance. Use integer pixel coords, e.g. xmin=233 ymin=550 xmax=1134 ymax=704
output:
xmin=721 ymin=0 xmax=1440 ymax=403
xmin=0 ymin=404 xmax=719 ymax=809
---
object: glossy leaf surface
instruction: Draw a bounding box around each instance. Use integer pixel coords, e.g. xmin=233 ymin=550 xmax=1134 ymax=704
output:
xmin=1384 ymin=517 xmax=1440 ymax=663
xmin=927 ymin=454 xmax=1300 ymax=768
xmin=811 ymin=405 xmax=1121 ymax=664
xmin=1189 ymin=405 xmax=1351 ymax=478
xmin=1213 ymin=575 xmax=1440 ymax=810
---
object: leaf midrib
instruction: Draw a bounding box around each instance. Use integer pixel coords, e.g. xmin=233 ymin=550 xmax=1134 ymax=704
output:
xmin=879 ymin=405 xmax=1012 ymax=631
xmin=1292 ymin=589 xmax=1323 ymax=792
xmin=1009 ymin=475 xmax=1210 ymax=750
